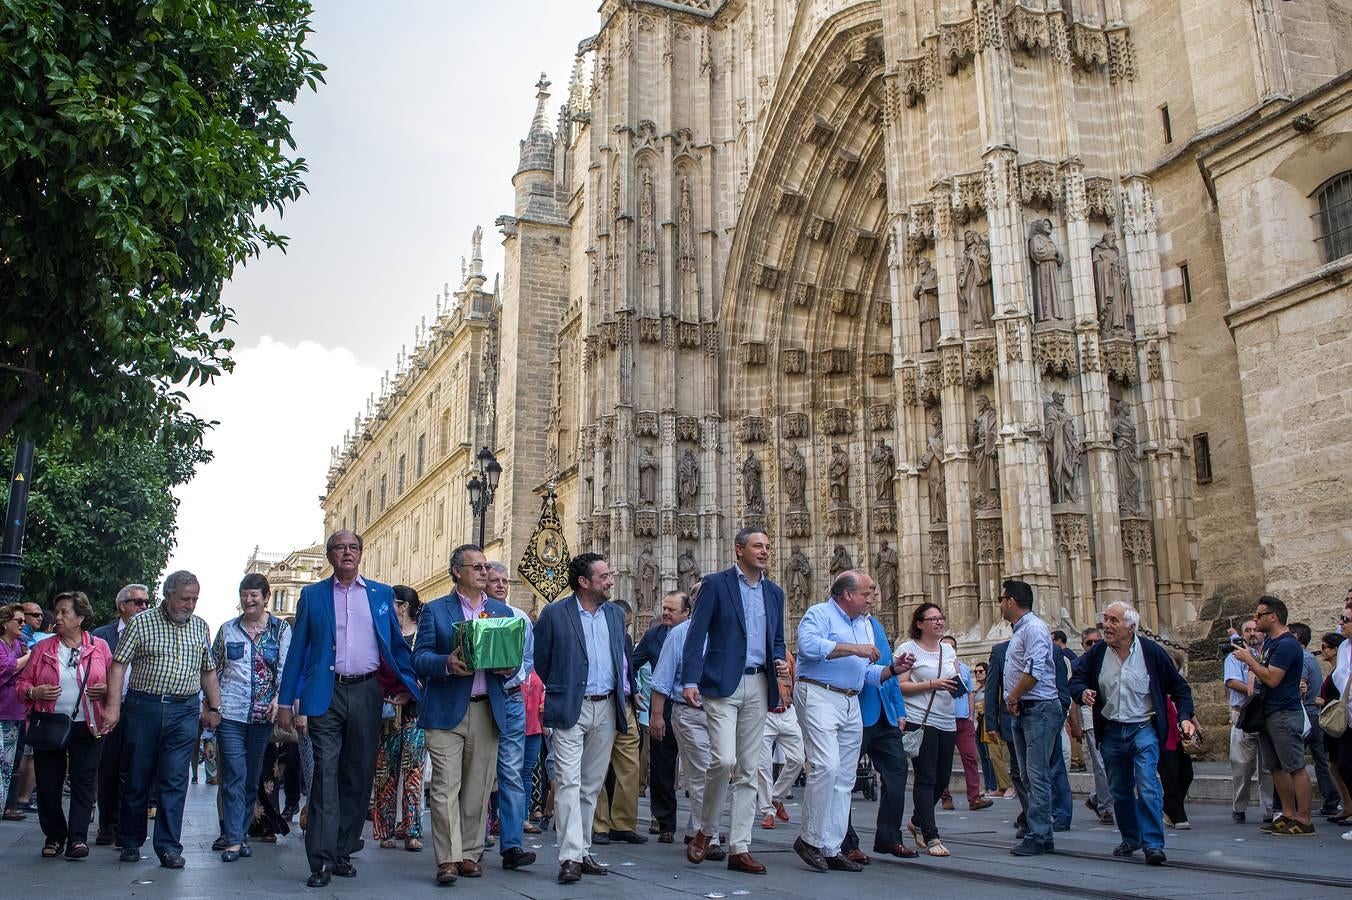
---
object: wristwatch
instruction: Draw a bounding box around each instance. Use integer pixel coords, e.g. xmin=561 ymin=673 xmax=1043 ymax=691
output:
xmin=208 ymin=706 xmax=222 ymax=714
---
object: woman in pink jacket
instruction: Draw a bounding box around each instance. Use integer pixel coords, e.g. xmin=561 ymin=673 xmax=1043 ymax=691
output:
xmin=17 ymin=591 xmax=112 ymax=859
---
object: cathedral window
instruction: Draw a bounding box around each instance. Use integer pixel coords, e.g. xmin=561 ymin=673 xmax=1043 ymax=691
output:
xmin=1178 ymin=262 xmax=1193 ymax=304
xmin=1193 ymin=433 xmax=1213 ymax=485
xmin=1314 ymin=171 xmax=1352 ymax=263
xmin=1159 ymin=104 xmax=1173 ymax=144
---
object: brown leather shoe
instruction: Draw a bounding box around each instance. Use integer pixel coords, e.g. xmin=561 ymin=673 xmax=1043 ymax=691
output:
xmin=775 ymin=800 xmax=790 ymax=822
xmin=686 ymin=831 xmax=711 ymax=864
xmin=435 ymin=862 xmax=458 ymax=884
xmin=873 ymin=842 xmax=919 ymax=859
xmin=970 ymin=798 xmax=994 ymax=810
xmin=941 ymin=796 xmax=955 ymax=811
xmin=844 ymin=848 xmax=870 ymax=865
xmin=458 ymin=859 xmax=482 ymax=877
xmin=826 ymin=854 xmax=863 ymax=872
xmin=558 ymin=860 xmax=581 ymax=884
xmin=760 ymin=813 xmax=776 ymax=829
xmin=580 ymin=855 xmax=609 ymax=875
xmin=727 ymin=851 xmax=767 ymax=874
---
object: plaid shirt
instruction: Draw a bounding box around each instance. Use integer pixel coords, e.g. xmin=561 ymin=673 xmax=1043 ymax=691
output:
xmin=114 ymin=606 xmax=215 ymax=697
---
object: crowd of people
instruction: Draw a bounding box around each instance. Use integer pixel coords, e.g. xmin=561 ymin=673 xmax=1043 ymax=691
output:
xmin=0 ymin=529 xmax=1349 ymax=887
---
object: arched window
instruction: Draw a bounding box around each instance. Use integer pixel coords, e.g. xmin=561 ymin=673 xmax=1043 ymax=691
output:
xmin=1314 ymin=171 xmax=1352 ymax=263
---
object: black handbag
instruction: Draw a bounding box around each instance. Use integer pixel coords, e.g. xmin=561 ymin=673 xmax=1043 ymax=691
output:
xmin=26 ymin=645 xmax=92 ymax=751
xmin=1237 ymin=695 xmax=1266 ymax=734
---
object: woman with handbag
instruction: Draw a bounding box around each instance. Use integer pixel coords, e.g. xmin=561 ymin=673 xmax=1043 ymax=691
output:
xmin=16 ymin=591 xmax=112 ymax=859
xmin=210 ymin=573 xmax=292 ymax=862
xmin=372 ymin=584 xmax=426 ymax=851
xmin=1 ymin=604 xmax=33 ymax=817
xmin=895 ymin=602 xmax=960 ymax=857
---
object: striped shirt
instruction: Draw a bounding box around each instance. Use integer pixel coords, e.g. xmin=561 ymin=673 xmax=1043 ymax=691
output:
xmin=114 ymin=606 xmax=215 ymax=697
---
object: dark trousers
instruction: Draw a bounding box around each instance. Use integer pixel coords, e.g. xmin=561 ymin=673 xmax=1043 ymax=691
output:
xmin=907 ymin=723 xmax=956 ymax=842
xmin=1158 ymin=746 xmax=1193 ymax=824
xmin=118 ymin=691 xmax=199 ymax=859
xmin=1306 ymin=716 xmax=1338 ymax=811
xmin=647 ymin=724 xmax=679 ymax=832
xmin=306 ymin=676 xmax=382 ymax=874
xmin=34 ymin=724 xmax=103 ymax=845
xmin=843 ymin=718 xmax=910 ymax=851
xmin=283 ymin=741 xmax=302 ymax=810
xmin=96 ymin=720 xmax=126 ymax=832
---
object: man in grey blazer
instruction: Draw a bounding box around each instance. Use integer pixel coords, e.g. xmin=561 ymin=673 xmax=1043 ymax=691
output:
xmin=92 ymin=583 xmax=150 ymax=846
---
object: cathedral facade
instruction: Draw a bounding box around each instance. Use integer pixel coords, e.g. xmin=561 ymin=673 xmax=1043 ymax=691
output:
xmin=325 ymin=0 xmax=1352 ymax=645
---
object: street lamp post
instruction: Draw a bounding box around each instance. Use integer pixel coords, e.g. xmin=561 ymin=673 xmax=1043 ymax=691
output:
xmin=466 ymin=446 xmax=502 ymax=548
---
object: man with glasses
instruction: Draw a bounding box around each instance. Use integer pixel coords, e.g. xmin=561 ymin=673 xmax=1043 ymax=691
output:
xmin=277 ymin=531 xmax=420 ymax=887
xmin=91 ymin=584 xmax=150 ymax=845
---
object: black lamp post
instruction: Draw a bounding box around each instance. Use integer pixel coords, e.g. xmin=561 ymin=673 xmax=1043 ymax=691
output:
xmin=467 ymin=446 xmax=502 ymax=547
xmin=0 ymin=437 xmax=35 ymax=606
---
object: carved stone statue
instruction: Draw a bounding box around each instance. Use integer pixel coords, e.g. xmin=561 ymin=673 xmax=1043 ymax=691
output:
xmin=971 ymin=394 xmax=1000 ymax=510
xmin=874 ymin=540 xmax=899 ymax=610
xmin=1092 ymin=231 xmax=1131 ymax=332
xmin=959 ymin=230 xmax=994 ymax=328
xmin=923 ymin=412 xmax=947 ymax=523
xmin=740 ymin=450 xmax=764 ymax=514
xmin=1028 ymin=218 xmax=1065 ymax=322
xmin=787 ymin=545 xmax=812 ymax=615
xmin=1112 ymin=401 xmax=1142 ymax=514
xmin=637 ymin=445 xmax=659 ymax=506
xmin=639 ymin=171 xmax=657 ymax=267
xmin=827 ymin=443 xmax=851 ymax=508
xmin=870 ymin=437 xmax=896 ymax=505
xmin=829 ymin=544 xmax=854 ymax=579
xmin=636 ymin=545 xmax=658 ymax=614
xmin=677 ymin=548 xmax=700 ymax=594
xmin=782 ymin=444 xmax=808 ymax=511
xmin=677 ymin=176 xmax=696 ymax=271
xmin=914 ymin=257 xmax=940 ymax=352
xmin=1044 ymin=391 xmax=1082 ymax=504
xmin=677 ymin=448 xmax=699 ymax=510
xmin=601 ymin=446 xmax=612 ymax=506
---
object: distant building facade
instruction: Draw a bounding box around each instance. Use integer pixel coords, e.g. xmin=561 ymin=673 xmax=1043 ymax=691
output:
xmin=245 ymin=543 xmax=326 ymax=616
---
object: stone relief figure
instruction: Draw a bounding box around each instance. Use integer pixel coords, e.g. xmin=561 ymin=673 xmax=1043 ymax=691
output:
xmin=637 ymin=445 xmax=659 ymax=506
xmin=1044 ymin=390 xmax=1082 ymax=504
xmin=959 ymin=230 xmax=994 ymax=329
xmin=829 ymin=544 xmax=854 ymax=579
xmin=677 ymin=176 xmax=696 ymax=271
xmin=677 ymin=447 xmax=699 ymax=510
xmin=636 ymin=545 xmax=659 ymax=614
xmin=740 ymin=450 xmax=764 ymax=514
xmin=828 ymin=443 xmax=851 ymax=508
xmin=1112 ymin=401 xmax=1142 ymax=514
xmin=639 ymin=170 xmax=657 ymax=267
xmin=870 ymin=437 xmax=896 ymax=504
xmin=601 ymin=446 xmax=612 ymax=506
xmin=782 ymin=444 xmax=808 ymax=510
xmin=787 ymin=546 xmax=812 ymax=615
xmin=1092 ymin=232 xmax=1131 ymax=332
xmin=874 ymin=540 xmax=899 ymax=610
xmin=1028 ymin=218 xmax=1065 ymax=322
xmin=922 ymin=412 xmax=947 ymax=523
xmin=677 ymin=548 xmax=700 ymax=594
xmin=914 ymin=257 xmax=940 ymax=352
xmin=971 ymin=394 xmax=1000 ymax=510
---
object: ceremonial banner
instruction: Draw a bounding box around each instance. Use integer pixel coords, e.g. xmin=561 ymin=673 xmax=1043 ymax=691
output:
xmin=517 ymin=487 xmax=570 ymax=601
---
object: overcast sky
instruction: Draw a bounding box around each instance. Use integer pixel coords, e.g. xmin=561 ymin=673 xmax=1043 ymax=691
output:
xmin=168 ymin=0 xmax=597 ymax=630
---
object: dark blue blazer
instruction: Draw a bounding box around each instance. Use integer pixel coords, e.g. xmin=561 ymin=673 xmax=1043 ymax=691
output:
xmin=92 ymin=620 xmax=123 ymax=656
xmin=1069 ymin=636 xmax=1195 ymax=749
xmin=412 ymin=595 xmax=513 ymax=731
xmin=278 ymin=576 xmax=420 ymax=716
xmin=633 ymin=622 xmax=670 ymax=671
xmin=986 ymin=641 xmax=1013 ymax=742
xmin=860 ymin=616 xmax=905 ymax=728
xmin=682 ymin=566 xmax=787 ymax=707
xmin=533 ymin=595 xmax=632 ymax=732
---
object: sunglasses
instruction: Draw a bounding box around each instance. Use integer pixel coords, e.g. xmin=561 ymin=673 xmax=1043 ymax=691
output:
xmin=1341 ymin=615 xmax=1351 ymax=625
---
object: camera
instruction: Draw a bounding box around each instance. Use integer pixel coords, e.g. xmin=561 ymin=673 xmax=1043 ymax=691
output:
xmin=1218 ymin=634 xmax=1246 ymax=658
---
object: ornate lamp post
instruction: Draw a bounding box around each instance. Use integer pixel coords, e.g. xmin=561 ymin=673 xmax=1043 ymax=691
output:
xmin=466 ymin=446 xmax=502 ymax=547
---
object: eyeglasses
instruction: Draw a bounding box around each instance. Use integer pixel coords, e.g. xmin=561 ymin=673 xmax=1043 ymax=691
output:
xmin=921 ymin=616 xmax=945 ymax=623
xmin=1341 ymin=615 xmax=1351 ymax=625
xmin=458 ymin=563 xmax=491 ymax=572
xmin=124 ymin=598 xmax=149 ymax=608
xmin=1255 ymin=610 xmax=1275 ymax=619
xmin=330 ymin=543 xmax=361 ymax=553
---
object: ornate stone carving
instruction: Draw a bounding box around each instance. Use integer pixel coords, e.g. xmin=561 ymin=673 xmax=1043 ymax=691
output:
xmin=677 ymin=514 xmax=699 ymax=540
xmin=1085 ymin=177 xmax=1116 ymax=222
xmin=808 ymin=215 xmax=836 ymax=242
xmin=1113 ymin=401 xmax=1142 ymax=514
xmin=677 ymin=547 xmax=699 ymax=593
xmin=1070 ymin=23 xmax=1109 ymax=70
xmin=827 ymin=507 xmax=856 ymax=537
xmin=972 ymin=394 xmax=1000 ymax=511
xmin=941 ymin=346 xmax=965 ymax=387
xmin=1146 ymin=340 xmax=1162 ymax=381
xmin=898 ymin=54 xmax=934 ymax=107
xmin=871 ymin=169 xmax=887 ymax=200
xmin=1107 ymin=28 xmax=1136 ymax=82
xmin=737 ymin=416 xmax=766 ymax=444
xmin=848 ymin=229 xmax=879 ymax=258
xmin=638 ymin=171 xmax=658 ymax=267
xmin=827 ymin=442 xmax=851 ymax=509
xmin=868 ymin=352 xmax=892 ymax=378
xmin=1045 ymin=391 xmax=1083 ymax=504
xmin=754 ymin=262 xmax=782 ymax=290
xmin=870 ymin=437 xmax=896 ymax=505
xmin=875 ymin=297 xmax=892 ymax=326
xmin=787 ymin=546 xmax=813 ymax=616
xmin=741 ymin=340 xmax=768 ymax=366
xmin=1079 ymin=331 xmax=1102 ymax=374
xmin=1054 ymin=512 xmax=1090 ymax=555
xmin=791 ymin=282 xmax=815 ymax=307
xmin=923 ymin=412 xmax=947 ymax=523
xmin=964 ymin=335 xmax=997 ymax=386
xmin=803 ymin=114 xmax=836 ymax=147
xmin=678 ymin=321 xmax=701 ymax=348
xmin=638 ymin=316 xmax=662 ymax=343
xmin=1028 ymin=218 xmax=1066 ymax=322
xmin=637 ymin=444 xmax=659 ymax=506
xmin=739 ymin=450 xmax=764 ymax=514
xmin=869 ymin=404 xmax=894 ymax=431
xmin=873 ymin=540 xmax=899 ymax=606
xmin=952 ymin=172 xmax=987 ymax=223
xmin=1092 ymin=232 xmax=1132 ymax=333
xmin=785 ymin=511 xmax=812 ymax=538
xmin=1122 ymin=517 xmax=1154 ymax=565
xmin=919 ymin=359 xmax=943 ymax=405
xmin=636 ymin=411 xmax=659 ymax=437
xmin=783 ymin=413 xmax=810 ymax=439
xmin=820 ymin=347 xmax=850 ymax=376
xmin=1002 ymin=319 xmax=1027 ymax=363
xmin=777 ymin=185 xmax=805 ymax=215
xmin=915 ymin=257 xmax=940 ymax=352
xmin=872 ymin=506 xmax=896 ymax=533
xmin=782 ymin=443 xmax=808 ymax=511
xmin=928 ymin=530 xmax=950 ymax=575
xmin=908 ymin=202 xmax=935 ymax=250
xmin=940 ymin=20 xmax=976 ymax=73
xmin=901 ymin=368 xmax=919 ymax=406
xmin=1020 ymin=160 xmax=1059 ymax=209
xmin=1006 ymin=4 xmax=1051 ymax=54
xmin=676 ymin=415 xmax=700 ymax=442
xmin=831 ymin=150 xmax=860 ymax=180
xmin=635 ymin=509 xmax=658 ymax=538
xmin=822 ymin=407 xmax=853 ymax=435
xmin=703 ymin=322 xmax=718 ymax=356
xmin=829 ymin=544 xmax=854 ymax=579
xmin=1102 ymin=337 xmax=1136 ymax=384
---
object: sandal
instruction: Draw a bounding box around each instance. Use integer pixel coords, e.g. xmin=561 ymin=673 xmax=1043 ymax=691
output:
xmin=379 ymin=839 xmax=396 ymax=849
xmin=925 ymin=839 xmax=950 ymax=857
xmin=523 ymin=821 xmax=541 ymax=834
xmin=42 ymin=841 xmax=62 ymax=858
xmin=66 ymin=842 xmax=90 ymax=860
xmin=404 ymin=837 xmax=423 ymax=852
xmin=907 ymin=820 xmax=923 ymax=844
xmin=3 ymin=810 xmax=27 ymax=821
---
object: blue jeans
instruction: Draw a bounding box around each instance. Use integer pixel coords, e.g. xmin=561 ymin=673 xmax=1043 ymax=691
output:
xmin=118 ymin=691 xmax=199 ymax=859
xmin=523 ymin=733 xmax=542 ymax=816
xmin=1050 ymin=732 xmax=1073 ymax=827
xmin=216 ymin=719 xmax=274 ymax=846
xmin=495 ymin=692 xmax=527 ymax=852
xmin=1100 ymin=720 xmax=1165 ymax=851
xmin=1011 ymin=699 xmax=1061 ymax=846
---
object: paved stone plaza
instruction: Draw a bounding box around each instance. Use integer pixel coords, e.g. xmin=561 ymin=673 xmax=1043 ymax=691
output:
xmin=1 ymin=778 xmax=1347 ymax=899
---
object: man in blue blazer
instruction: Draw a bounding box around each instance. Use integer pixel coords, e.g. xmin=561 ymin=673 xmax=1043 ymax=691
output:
xmin=92 ymin=583 xmax=150 ymax=846
xmin=533 ymin=552 xmax=633 ymax=885
xmin=414 ymin=544 xmax=523 ymax=885
xmin=276 ymin=531 xmax=419 ymax=888
xmin=681 ymin=528 xmax=788 ymax=875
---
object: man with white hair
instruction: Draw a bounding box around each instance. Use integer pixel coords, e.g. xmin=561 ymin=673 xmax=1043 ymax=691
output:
xmin=1069 ymin=601 xmax=1196 ymax=866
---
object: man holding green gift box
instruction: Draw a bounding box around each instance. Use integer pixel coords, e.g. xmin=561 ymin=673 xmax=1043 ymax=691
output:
xmin=412 ymin=544 xmax=519 ymax=887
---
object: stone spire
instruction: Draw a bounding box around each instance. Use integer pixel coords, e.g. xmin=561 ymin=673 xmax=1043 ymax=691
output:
xmin=516 ymin=73 xmax=554 ymax=175
xmin=467 ymin=225 xmax=486 ymax=291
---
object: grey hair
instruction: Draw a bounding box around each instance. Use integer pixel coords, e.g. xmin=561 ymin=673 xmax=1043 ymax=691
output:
xmin=325 ymin=530 xmax=364 ymax=553
xmin=162 ymin=570 xmax=199 ymax=599
xmin=115 ymin=584 xmax=149 ymax=606
xmin=486 ymin=560 xmax=509 ymax=576
xmin=1103 ymin=600 xmax=1140 ymax=630
xmin=829 ymin=571 xmax=860 ymax=600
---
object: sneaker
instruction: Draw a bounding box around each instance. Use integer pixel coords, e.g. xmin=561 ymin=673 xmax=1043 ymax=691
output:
xmin=1173 ymin=820 xmax=1191 ymax=830
xmin=1112 ymin=842 xmax=1139 ymax=858
xmin=1278 ymin=821 xmax=1315 ymax=836
xmin=1341 ymin=830 xmax=1352 ymax=841
xmin=1010 ymin=838 xmax=1046 ymax=857
xmin=1144 ymin=848 xmax=1166 ymax=866
xmin=1232 ymin=811 xmax=1246 ymax=824
xmin=1259 ymin=818 xmax=1289 ymax=834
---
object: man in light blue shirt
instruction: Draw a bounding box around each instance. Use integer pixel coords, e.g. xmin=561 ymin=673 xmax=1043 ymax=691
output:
xmin=791 ymin=571 xmax=913 ymax=873
xmin=1223 ymin=619 xmax=1272 ymax=823
xmin=486 ymin=561 xmax=538 ymax=870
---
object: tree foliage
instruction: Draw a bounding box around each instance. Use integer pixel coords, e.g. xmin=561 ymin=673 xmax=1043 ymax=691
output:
xmin=0 ymin=0 xmax=325 ymax=444
xmin=1 ymin=415 xmax=211 ymax=623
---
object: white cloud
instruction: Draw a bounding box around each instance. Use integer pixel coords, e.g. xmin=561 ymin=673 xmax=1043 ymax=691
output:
xmin=164 ymin=337 xmax=380 ymax=632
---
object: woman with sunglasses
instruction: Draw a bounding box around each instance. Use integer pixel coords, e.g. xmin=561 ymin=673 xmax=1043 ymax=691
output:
xmin=896 ymin=602 xmax=961 ymax=856
xmin=372 ymin=584 xmax=426 ymax=851
xmin=211 ymin=573 xmax=292 ymax=862
xmin=16 ymin=591 xmax=112 ymax=859
xmin=1 ymin=604 xmax=33 ymax=817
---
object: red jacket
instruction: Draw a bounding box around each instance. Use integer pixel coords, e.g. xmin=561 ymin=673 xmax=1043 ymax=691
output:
xmin=17 ymin=632 xmax=113 ymax=734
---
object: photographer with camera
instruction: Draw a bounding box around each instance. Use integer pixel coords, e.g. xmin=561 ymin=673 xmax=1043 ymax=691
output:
xmin=1225 ymin=619 xmax=1273 ymax=823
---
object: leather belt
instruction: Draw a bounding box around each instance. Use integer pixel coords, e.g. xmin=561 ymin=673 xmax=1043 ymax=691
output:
xmin=744 ymin=665 xmax=766 ymax=675
xmin=769 ymin=706 xmax=788 ymax=714
xmin=336 ymin=671 xmax=376 ymax=685
xmin=585 ymin=692 xmax=614 ymax=702
xmin=128 ymin=690 xmax=196 ymax=704
xmin=506 ymin=685 xmax=522 ymax=697
xmin=800 ymin=677 xmax=859 ymax=698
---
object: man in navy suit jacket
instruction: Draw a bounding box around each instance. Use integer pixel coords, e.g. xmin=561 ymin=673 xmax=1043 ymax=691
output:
xmin=92 ymin=583 xmax=150 ymax=845
xmin=276 ymin=531 xmax=418 ymax=888
xmin=681 ymin=528 xmax=787 ymax=874
xmin=532 ymin=552 xmax=632 ymax=885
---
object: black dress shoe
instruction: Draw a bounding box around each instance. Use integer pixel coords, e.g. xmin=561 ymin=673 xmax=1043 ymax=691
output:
xmin=333 ymin=861 xmax=357 ymax=877
xmin=592 ymin=831 xmax=611 ymax=844
xmin=658 ymin=831 xmax=675 ymax=844
xmin=502 ymin=846 xmax=536 ymax=869
xmin=1112 ymin=842 xmax=1139 ymax=858
xmin=1144 ymin=848 xmax=1167 ymax=866
xmin=580 ymin=855 xmax=609 ymax=875
xmin=793 ymin=836 xmax=828 ymax=872
xmin=704 ymin=842 xmax=727 ymax=862
xmin=159 ymin=854 xmax=185 ymax=869
xmin=95 ymin=829 xmax=114 ymax=846
xmin=212 ymin=836 xmax=229 ymax=851
xmin=119 ymin=847 xmax=141 ymax=863
xmin=307 ymin=869 xmax=332 ymax=888
xmin=610 ymin=829 xmax=649 ymax=844
xmin=558 ymin=860 xmax=582 ymax=884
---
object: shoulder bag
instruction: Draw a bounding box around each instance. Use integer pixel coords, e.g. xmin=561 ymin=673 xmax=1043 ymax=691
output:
xmin=26 ymin=644 xmax=92 ymax=751
xmin=902 ymin=645 xmax=942 ymax=758
xmin=259 ymin=618 xmax=300 ymax=745
xmin=1318 ymin=673 xmax=1350 ymax=738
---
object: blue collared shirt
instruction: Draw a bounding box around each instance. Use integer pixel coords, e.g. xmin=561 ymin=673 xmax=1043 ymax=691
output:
xmin=504 ymin=604 xmax=535 ymax=690
xmin=577 ymin=599 xmax=615 ymax=696
xmin=953 ymin=661 xmax=973 ymax=719
xmin=1004 ymin=611 xmax=1059 ymax=701
xmin=739 ymin=571 xmax=767 ymax=668
xmin=796 ymin=599 xmax=885 ymax=692
xmin=652 ymin=619 xmax=692 ymax=698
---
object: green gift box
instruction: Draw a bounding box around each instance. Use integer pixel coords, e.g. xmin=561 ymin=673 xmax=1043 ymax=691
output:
xmin=455 ymin=616 xmax=526 ymax=671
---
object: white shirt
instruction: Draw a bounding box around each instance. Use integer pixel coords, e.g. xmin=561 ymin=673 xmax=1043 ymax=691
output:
xmin=895 ymin=639 xmax=958 ymax=732
xmin=54 ymin=643 xmax=85 ymax=721
xmin=1223 ymin=651 xmax=1252 ymax=709
xmin=1334 ymin=640 xmax=1351 ymax=694
xmin=1101 ymin=636 xmax=1153 ymax=724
